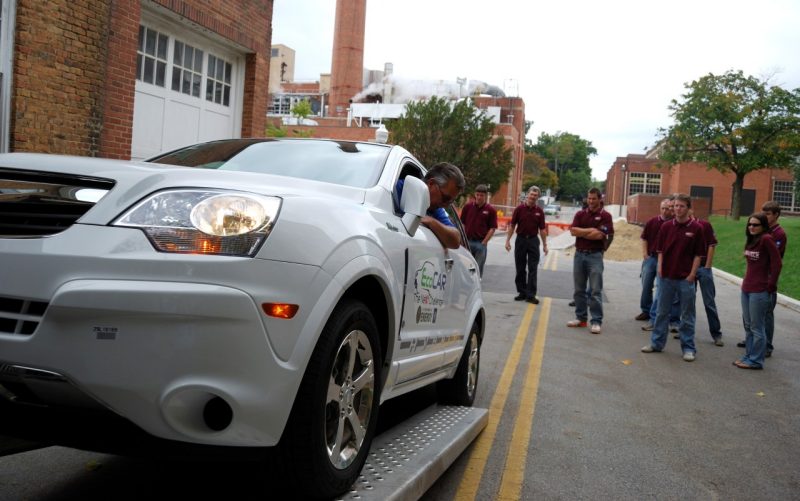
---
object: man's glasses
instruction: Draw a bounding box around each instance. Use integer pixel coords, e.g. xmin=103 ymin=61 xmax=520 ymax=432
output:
xmin=436 ymin=184 xmax=456 ymax=205
xmin=747 ymin=223 xmax=762 ymax=227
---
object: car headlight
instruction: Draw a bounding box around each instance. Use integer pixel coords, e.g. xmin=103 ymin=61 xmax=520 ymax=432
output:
xmin=113 ymin=189 xmax=281 ymax=256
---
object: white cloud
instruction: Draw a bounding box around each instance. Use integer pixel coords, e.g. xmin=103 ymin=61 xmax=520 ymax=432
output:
xmin=272 ymin=0 xmax=800 ymax=180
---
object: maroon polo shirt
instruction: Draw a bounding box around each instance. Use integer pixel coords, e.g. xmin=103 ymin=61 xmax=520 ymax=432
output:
xmin=656 ymin=218 xmax=705 ymax=279
xmin=694 ymin=218 xmax=718 ymax=264
xmin=742 ymin=233 xmax=782 ymax=293
xmin=640 ymin=215 xmax=669 ymax=255
xmin=510 ymin=203 xmax=545 ymax=237
xmin=460 ymin=201 xmax=498 ymax=240
xmin=571 ymin=207 xmax=614 ymax=251
xmin=769 ymin=223 xmax=788 ymax=259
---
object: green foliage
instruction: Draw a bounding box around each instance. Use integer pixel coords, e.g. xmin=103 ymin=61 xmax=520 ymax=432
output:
xmin=266 ymin=124 xmax=288 ymax=137
xmin=657 ymin=70 xmax=800 ymax=219
xmin=558 ymin=168 xmax=592 ymax=202
xmin=529 ymin=131 xmax=597 ymax=176
xmin=388 ymin=97 xmax=514 ymax=197
xmin=522 ymin=152 xmax=558 ymax=191
xmin=291 ymin=99 xmax=313 ymax=120
xmin=709 ymin=215 xmax=799 ymax=299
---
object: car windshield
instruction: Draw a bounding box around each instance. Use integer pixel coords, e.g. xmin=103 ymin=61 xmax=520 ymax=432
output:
xmin=147 ymin=139 xmax=391 ymax=189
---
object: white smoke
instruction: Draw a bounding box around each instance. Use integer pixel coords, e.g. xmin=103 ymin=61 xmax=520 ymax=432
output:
xmin=351 ymin=74 xmax=504 ymax=104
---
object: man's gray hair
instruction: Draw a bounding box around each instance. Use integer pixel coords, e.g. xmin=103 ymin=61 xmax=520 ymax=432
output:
xmin=425 ymin=162 xmax=466 ymax=192
xmin=528 ymin=185 xmax=541 ymax=194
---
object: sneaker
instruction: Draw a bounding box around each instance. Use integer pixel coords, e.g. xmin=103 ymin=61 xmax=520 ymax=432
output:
xmin=713 ymin=337 xmax=724 ymax=347
xmin=568 ymin=300 xmax=576 ymax=307
xmin=641 ymin=345 xmax=656 ymax=353
xmin=526 ymin=296 xmax=540 ymax=304
xmin=683 ymin=352 xmax=696 ymax=362
xmin=641 ymin=322 xmax=654 ymax=331
xmin=590 ymin=323 xmax=602 ymax=334
xmin=736 ymin=340 xmax=746 ymax=348
xmin=635 ymin=312 xmax=650 ymax=321
xmin=514 ymin=293 xmax=526 ymax=301
xmin=670 ymin=324 xmax=679 ymax=333
xmin=567 ymin=319 xmax=587 ymax=328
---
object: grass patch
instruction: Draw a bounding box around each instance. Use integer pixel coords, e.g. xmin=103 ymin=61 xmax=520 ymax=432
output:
xmin=710 ymin=214 xmax=798 ymax=300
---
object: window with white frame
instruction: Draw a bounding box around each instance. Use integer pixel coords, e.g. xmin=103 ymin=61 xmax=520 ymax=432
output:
xmin=772 ymin=179 xmax=799 ymax=212
xmin=206 ymin=55 xmax=232 ymax=106
xmin=171 ymin=40 xmax=204 ymax=98
xmin=136 ymin=26 xmax=169 ymax=87
xmin=627 ymin=172 xmax=661 ymax=196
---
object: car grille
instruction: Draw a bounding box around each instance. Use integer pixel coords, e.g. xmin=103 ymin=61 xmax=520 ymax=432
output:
xmin=0 ymin=168 xmax=114 ymax=236
xmin=0 ymin=297 xmax=48 ymax=336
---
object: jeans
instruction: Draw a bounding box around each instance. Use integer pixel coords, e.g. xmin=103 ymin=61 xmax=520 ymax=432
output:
xmin=573 ymin=251 xmax=604 ymax=325
xmin=765 ymin=292 xmax=777 ymax=353
xmin=649 ymin=275 xmax=680 ymax=323
xmin=640 ymin=256 xmax=657 ymax=315
xmin=695 ymin=267 xmax=722 ymax=339
xmin=651 ymin=278 xmax=696 ymax=353
xmin=468 ymin=240 xmax=487 ymax=276
xmin=740 ymin=291 xmax=770 ymax=367
xmin=514 ymin=235 xmax=540 ymax=298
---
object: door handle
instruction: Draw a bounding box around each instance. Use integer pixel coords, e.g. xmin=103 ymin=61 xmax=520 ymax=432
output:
xmin=445 ymin=258 xmax=454 ymax=271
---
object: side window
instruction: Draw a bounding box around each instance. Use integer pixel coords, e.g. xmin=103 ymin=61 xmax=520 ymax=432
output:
xmin=446 ymin=205 xmax=470 ymax=249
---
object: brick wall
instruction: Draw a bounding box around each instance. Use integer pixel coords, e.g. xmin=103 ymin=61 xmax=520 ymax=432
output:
xmin=11 ymin=0 xmax=112 ymax=155
xmin=11 ymin=0 xmax=272 ymax=158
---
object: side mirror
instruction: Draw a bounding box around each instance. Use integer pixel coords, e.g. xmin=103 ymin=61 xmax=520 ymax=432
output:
xmin=400 ymin=176 xmax=429 ymax=236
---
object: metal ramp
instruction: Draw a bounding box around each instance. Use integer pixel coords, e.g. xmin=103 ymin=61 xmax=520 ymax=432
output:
xmin=335 ymin=405 xmax=488 ymax=501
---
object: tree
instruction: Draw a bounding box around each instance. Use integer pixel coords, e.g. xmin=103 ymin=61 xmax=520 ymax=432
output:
xmin=529 ymin=132 xmax=597 ymax=178
xmin=388 ymin=97 xmax=514 ymax=198
xmin=522 ymin=151 xmax=558 ymax=192
xmin=559 ymin=169 xmax=592 ymax=202
xmin=657 ymin=70 xmax=800 ymax=219
xmin=291 ymin=99 xmax=312 ymax=122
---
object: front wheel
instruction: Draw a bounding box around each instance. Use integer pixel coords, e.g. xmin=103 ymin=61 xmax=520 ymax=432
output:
xmin=277 ymin=299 xmax=381 ymax=499
xmin=437 ymin=323 xmax=480 ymax=406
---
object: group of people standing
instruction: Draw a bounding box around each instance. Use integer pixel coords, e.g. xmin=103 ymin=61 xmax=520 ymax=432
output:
xmin=461 ymin=183 xmax=787 ymax=370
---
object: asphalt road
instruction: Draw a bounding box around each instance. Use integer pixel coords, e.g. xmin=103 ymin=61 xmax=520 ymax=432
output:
xmin=1 ymin=234 xmax=798 ymax=500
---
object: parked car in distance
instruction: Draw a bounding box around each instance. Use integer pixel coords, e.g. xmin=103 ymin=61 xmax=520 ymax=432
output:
xmin=0 ymin=138 xmax=485 ymax=499
xmin=544 ymin=203 xmax=561 ymax=215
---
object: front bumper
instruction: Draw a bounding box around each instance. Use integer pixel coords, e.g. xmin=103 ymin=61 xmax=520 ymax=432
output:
xmin=0 ymin=224 xmax=332 ymax=447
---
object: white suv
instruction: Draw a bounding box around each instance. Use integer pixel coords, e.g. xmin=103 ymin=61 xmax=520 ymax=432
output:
xmin=0 ymin=138 xmax=484 ymax=498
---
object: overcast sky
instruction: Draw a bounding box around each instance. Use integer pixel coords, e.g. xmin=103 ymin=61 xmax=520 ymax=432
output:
xmin=272 ymin=0 xmax=800 ymax=180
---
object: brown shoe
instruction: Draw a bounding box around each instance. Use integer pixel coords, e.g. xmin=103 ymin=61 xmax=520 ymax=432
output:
xmin=635 ymin=312 xmax=649 ymax=321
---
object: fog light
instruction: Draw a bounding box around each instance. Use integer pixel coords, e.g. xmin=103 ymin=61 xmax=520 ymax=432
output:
xmin=203 ymin=396 xmax=233 ymax=431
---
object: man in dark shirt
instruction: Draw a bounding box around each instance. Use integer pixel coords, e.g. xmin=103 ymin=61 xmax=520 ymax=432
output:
xmin=567 ymin=188 xmax=613 ymax=334
xmin=641 ymin=193 xmax=705 ymax=361
xmin=460 ymin=184 xmax=497 ymax=276
xmin=638 ymin=199 xmax=672 ymax=321
xmin=738 ymin=201 xmax=788 ymax=355
xmin=505 ymin=186 xmax=548 ymax=304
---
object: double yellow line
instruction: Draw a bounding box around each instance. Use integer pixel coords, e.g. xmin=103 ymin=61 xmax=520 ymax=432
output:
xmin=455 ymin=250 xmax=558 ymax=500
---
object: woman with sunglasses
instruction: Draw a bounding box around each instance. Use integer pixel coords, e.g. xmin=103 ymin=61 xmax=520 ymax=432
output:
xmin=736 ymin=212 xmax=782 ymax=369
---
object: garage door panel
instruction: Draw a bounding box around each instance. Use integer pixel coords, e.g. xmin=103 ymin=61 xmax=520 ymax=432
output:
xmin=163 ymin=100 xmax=201 ymax=152
xmin=132 ymin=91 xmax=166 ymax=159
xmin=200 ymin=109 xmax=232 ymax=142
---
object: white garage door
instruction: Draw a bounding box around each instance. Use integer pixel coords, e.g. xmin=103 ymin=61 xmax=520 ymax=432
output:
xmin=131 ymin=17 xmax=243 ymax=160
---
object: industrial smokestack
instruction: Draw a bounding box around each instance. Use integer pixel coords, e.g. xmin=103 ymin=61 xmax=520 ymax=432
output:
xmin=329 ymin=0 xmax=367 ymax=118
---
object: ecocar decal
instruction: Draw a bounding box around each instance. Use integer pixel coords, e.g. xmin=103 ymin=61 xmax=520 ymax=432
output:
xmin=413 ymin=260 xmax=446 ymax=324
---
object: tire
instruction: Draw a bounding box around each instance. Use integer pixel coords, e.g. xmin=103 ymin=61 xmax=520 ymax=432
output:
xmin=437 ymin=323 xmax=480 ymax=406
xmin=277 ymin=299 xmax=381 ymax=499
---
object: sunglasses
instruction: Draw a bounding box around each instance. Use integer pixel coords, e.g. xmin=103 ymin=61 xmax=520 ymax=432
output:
xmin=747 ymin=223 xmax=762 ymax=227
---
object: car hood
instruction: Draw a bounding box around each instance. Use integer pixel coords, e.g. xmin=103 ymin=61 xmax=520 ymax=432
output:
xmin=0 ymin=153 xmax=367 ymax=224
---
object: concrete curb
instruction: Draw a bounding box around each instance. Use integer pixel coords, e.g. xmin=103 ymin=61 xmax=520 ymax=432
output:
xmin=712 ymin=268 xmax=800 ymax=314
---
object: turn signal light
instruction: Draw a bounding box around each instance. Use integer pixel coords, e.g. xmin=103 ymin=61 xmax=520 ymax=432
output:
xmin=262 ymin=303 xmax=299 ymax=319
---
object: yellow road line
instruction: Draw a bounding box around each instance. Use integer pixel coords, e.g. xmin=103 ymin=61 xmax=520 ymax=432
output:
xmin=496 ymin=297 xmax=551 ymax=500
xmin=454 ymin=302 xmax=537 ymax=500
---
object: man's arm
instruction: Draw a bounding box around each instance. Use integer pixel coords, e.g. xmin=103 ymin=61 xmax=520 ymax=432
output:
xmin=705 ymin=244 xmax=716 ymax=268
xmin=687 ymin=255 xmax=701 ymax=282
xmin=505 ymin=223 xmax=516 ymax=252
xmin=482 ymin=228 xmax=496 ymax=246
xmin=570 ymin=227 xmax=605 ymax=240
xmin=539 ymin=227 xmax=548 ymax=255
xmin=642 ymin=238 xmax=649 ymax=260
xmin=421 ymin=215 xmax=461 ymax=249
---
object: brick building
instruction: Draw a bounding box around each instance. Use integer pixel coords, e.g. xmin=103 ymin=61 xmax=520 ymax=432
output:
xmin=0 ymin=0 xmax=273 ymax=159
xmin=605 ymin=153 xmax=798 ymax=223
